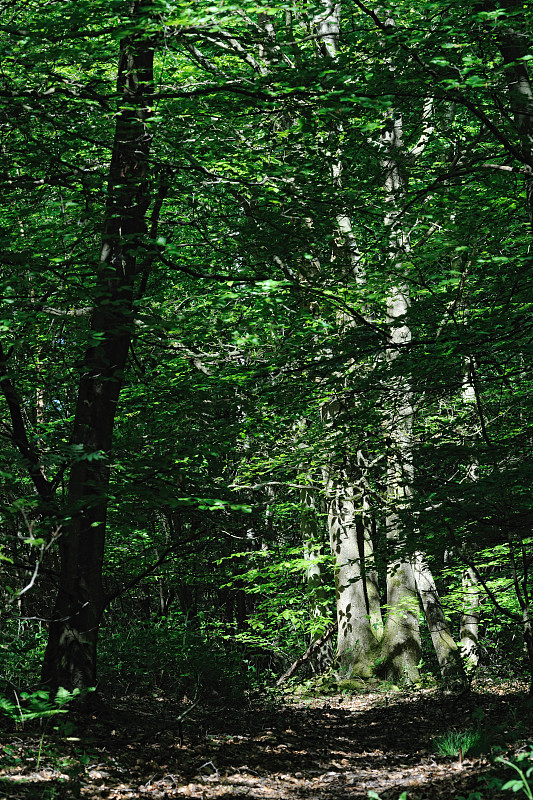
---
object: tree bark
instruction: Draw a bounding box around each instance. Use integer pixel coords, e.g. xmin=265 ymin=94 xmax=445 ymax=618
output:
xmin=377 ymin=108 xmax=422 ymax=685
xmin=379 ymin=559 xmax=421 ymax=684
xmin=41 ymin=10 xmax=155 ymax=691
xmin=459 ymin=566 xmax=481 ymax=674
xmin=314 ymin=7 xmax=384 ymax=676
xmin=412 ymin=551 xmax=467 ymax=687
xmin=324 ymin=459 xmax=381 ymax=678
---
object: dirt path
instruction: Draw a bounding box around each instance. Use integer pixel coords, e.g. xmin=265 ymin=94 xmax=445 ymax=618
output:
xmin=1 ymin=681 xmax=529 ymax=799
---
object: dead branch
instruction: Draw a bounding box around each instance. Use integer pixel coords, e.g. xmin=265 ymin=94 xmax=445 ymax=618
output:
xmin=276 ymin=623 xmax=337 ymax=686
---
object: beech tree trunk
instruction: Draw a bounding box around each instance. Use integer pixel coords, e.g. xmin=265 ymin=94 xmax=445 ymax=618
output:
xmin=412 ymin=551 xmax=467 ymax=688
xmin=359 ymin=480 xmax=384 ymax=642
xmin=324 ymin=458 xmax=381 ymax=678
xmin=377 ymin=106 xmax=422 ymax=684
xmin=41 ymin=13 xmax=155 ymax=691
xmin=379 ymin=559 xmax=421 ymax=684
xmin=459 ymin=567 xmax=481 ymax=674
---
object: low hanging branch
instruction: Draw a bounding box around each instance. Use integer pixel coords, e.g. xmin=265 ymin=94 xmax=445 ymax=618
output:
xmin=276 ymin=623 xmax=337 ymax=686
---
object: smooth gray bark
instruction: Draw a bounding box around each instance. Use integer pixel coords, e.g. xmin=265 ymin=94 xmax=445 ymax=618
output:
xmin=459 ymin=567 xmax=481 ymax=674
xmin=412 ymin=551 xmax=467 ymax=687
xmin=360 ymin=484 xmax=384 ymax=642
xmin=379 ymin=559 xmax=421 ymax=683
xmin=378 ymin=108 xmax=422 ymax=685
xmin=324 ymin=461 xmax=381 ymax=678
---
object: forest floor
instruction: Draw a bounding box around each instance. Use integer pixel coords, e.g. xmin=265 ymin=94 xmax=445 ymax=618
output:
xmin=1 ymin=678 xmax=531 ymax=800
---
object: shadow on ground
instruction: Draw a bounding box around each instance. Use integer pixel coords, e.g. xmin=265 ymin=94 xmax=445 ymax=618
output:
xmin=1 ymin=682 xmax=530 ymax=799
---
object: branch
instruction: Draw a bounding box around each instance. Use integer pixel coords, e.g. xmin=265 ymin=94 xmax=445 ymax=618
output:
xmin=181 ymin=41 xmax=230 ymax=78
xmin=350 ymin=0 xmax=533 ymax=169
xmin=457 ymin=548 xmax=521 ymax=623
xmin=468 ymin=356 xmax=493 ymax=448
xmin=452 ymin=94 xmax=533 ymax=169
xmin=481 ymin=163 xmax=533 ymax=174
xmin=104 ymin=547 xmax=173 ymax=606
xmin=0 ymin=342 xmax=53 ymax=499
xmin=300 ymin=286 xmax=389 ymax=341
xmin=136 ymin=176 xmax=170 ymax=300
xmin=230 ymin=481 xmax=323 ymax=491
xmin=42 ymin=306 xmax=93 ymax=318
xmin=155 ymin=81 xmax=274 ymax=102
xmin=150 ymin=247 xmax=269 ymax=283
xmin=4 ymin=522 xmax=62 ymax=609
xmin=409 ymin=98 xmax=434 ymax=160
xmin=276 ymin=623 xmax=337 ymax=685
xmin=196 ymin=29 xmax=266 ymax=74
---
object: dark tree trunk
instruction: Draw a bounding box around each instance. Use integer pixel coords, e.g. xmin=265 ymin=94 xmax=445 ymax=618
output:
xmin=41 ymin=10 xmax=155 ymax=691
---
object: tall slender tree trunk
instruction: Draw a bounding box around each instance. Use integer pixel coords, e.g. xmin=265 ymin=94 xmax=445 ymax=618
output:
xmin=314 ymin=8 xmax=386 ymax=677
xmin=41 ymin=11 xmax=155 ymax=691
xmin=376 ymin=108 xmax=422 ymax=684
xmin=460 ymin=566 xmax=481 ymax=674
xmin=412 ymin=552 xmax=467 ymax=687
xmin=458 ymin=366 xmax=481 ymax=674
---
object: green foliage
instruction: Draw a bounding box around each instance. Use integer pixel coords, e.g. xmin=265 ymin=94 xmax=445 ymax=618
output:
xmin=1 ymin=0 xmax=533 ymax=696
xmin=455 ymin=793 xmax=484 ymax=800
xmin=99 ymin=612 xmax=278 ymax=697
xmin=496 ymin=749 xmax=533 ymax=800
xmin=0 ymin=685 xmax=94 ymax=771
xmin=0 ymin=623 xmax=49 ymax=690
xmin=0 ymin=687 xmax=89 ymax=724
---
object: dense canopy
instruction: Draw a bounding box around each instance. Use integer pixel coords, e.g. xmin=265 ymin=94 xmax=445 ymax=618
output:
xmin=1 ymin=0 xmax=533 ymax=707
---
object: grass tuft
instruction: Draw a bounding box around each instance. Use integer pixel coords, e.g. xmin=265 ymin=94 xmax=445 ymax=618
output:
xmin=433 ymin=729 xmax=485 ymax=758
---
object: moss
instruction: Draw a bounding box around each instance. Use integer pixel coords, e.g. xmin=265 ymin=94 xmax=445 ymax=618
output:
xmin=336 ymin=679 xmax=366 ymax=692
xmin=290 ymin=672 xmax=370 ymax=697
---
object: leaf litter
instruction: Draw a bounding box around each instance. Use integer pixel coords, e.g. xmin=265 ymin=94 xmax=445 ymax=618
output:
xmin=0 ymin=678 xmax=530 ymax=800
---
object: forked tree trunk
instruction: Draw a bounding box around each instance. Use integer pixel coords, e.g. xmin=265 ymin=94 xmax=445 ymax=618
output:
xmin=41 ymin=12 xmax=155 ymax=691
